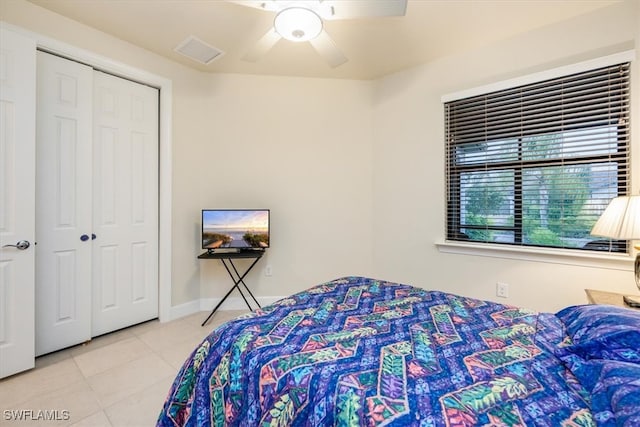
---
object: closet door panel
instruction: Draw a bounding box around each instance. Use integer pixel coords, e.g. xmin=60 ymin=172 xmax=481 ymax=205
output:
xmin=92 ymin=71 xmax=158 ymax=336
xmin=35 ymin=51 xmax=93 ymax=356
xmin=0 ymin=28 xmax=36 ymax=379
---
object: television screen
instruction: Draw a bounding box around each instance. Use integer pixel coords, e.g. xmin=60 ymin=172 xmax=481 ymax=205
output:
xmin=202 ymin=209 xmax=270 ymax=250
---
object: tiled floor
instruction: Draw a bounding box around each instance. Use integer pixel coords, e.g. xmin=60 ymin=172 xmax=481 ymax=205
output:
xmin=0 ymin=310 xmax=248 ymax=426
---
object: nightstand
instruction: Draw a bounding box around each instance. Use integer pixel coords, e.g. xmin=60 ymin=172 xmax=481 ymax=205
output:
xmin=585 ymin=289 xmax=640 ymax=310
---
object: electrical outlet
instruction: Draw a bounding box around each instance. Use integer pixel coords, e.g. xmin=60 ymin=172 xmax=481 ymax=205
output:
xmin=265 ymin=265 xmax=272 ymax=277
xmin=496 ymin=282 xmax=509 ymax=298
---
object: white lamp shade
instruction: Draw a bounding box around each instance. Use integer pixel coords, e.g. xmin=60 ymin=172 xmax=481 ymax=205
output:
xmin=274 ymin=7 xmax=323 ymax=42
xmin=591 ymin=196 xmax=640 ymax=239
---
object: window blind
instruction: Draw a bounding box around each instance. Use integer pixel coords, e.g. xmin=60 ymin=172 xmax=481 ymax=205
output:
xmin=445 ymin=62 xmax=630 ymax=252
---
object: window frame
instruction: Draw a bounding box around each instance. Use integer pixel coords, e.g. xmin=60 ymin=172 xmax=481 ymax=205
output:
xmin=442 ymin=52 xmax=634 ymax=255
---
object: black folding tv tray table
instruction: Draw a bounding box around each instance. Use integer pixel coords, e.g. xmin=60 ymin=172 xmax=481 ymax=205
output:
xmin=198 ymin=249 xmax=264 ymax=326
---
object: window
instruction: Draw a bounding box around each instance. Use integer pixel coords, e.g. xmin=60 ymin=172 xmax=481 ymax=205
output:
xmin=445 ymin=62 xmax=630 ymax=253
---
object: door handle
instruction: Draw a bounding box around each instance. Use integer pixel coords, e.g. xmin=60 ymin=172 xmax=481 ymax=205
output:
xmin=2 ymin=240 xmax=31 ymax=250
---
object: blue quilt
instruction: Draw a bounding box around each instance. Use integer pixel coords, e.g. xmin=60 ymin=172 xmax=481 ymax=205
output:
xmin=158 ymin=276 xmax=594 ymax=426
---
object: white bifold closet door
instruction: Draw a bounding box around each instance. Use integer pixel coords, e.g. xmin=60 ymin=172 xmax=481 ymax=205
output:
xmin=35 ymin=51 xmax=158 ymax=356
xmin=35 ymin=51 xmax=93 ymax=356
xmin=91 ymin=69 xmax=159 ymax=337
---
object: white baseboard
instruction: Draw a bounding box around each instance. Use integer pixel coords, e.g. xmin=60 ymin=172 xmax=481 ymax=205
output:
xmin=167 ymin=299 xmax=200 ymax=322
xmin=168 ymin=296 xmax=285 ymax=322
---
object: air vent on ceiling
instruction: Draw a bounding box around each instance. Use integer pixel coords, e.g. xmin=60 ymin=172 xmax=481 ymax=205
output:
xmin=174 ymin=36 xmax=224 ymax=65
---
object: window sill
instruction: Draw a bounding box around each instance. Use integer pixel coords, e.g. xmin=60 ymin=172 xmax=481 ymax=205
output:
xmin=435 ymin=240 xmax=633 ymax=271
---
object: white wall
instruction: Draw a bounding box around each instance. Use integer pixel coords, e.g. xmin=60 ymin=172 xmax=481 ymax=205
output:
xmin=371 ymin=0 xmax=640 ymax=312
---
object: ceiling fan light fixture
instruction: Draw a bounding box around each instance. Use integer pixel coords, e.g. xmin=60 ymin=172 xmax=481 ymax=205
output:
xmin=274 ymin=7 xmax=323 ymax=42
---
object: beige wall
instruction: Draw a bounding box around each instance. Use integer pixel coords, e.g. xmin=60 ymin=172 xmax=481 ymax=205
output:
xmin=3 ymin=0 xmax=639 ymax=314
xmin=199 ymin=74 xmax=373 ymax=298
xmin=1 ymin=0 xmax=213 ymax=307
xmin=371 ymin=0 xmax=640 ymax=312
xmin=0 ymin=0 xmax=374 ymax=307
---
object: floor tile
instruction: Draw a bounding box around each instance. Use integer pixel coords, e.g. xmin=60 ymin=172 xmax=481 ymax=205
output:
xmin=175 ymin=311 xmax=208 ymax=327
xmin=34 ymin=347 xmax=73 ymax=369
xmin=155 ymin=333 xmax=206 ymax=370
xmin=104 ymin=376 xmax=174 ymax=427
xmin=86 ymin=353 xmax=174 ymax=408
xmin=69 ymin=329 xmax=136 ymax=358
xmin=0 ymin=358 xmax=85 ymax=409
xmin=147 ymin=310 xmax=248 ymax=364
xmin=4 ymin=380 xmax=101 ymax=426
xmin=203 ymin=309 xmax=249 ymax=325
xmin=73 ymin=337 xmax=150 ymax=378
xmin=0 ymin=308 xmax=246 ymax=427
xmin=69 ymin=411 xmax=112 ymax=427
xmin=126 ymin=318 xmax=164 ymax=337
xmin=135 ymin=320 xmax=205 ymax=354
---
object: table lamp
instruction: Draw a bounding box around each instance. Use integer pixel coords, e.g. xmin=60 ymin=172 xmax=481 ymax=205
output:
xmin=591 ymin=195 xmax=640 ymax=307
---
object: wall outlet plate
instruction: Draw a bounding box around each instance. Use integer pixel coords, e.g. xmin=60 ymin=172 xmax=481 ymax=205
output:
xmin=496 ymin=282 xmax=509 ymax=298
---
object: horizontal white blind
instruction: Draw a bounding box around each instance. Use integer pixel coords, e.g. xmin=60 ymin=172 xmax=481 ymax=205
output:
xmin=445 ymin=62 xmax=630 ymax=252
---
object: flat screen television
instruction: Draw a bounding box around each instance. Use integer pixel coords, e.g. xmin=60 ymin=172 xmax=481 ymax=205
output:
xmin=202 ymin=209 xmax=270 ymax=251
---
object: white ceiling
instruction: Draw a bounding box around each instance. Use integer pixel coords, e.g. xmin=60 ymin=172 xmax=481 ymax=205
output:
xmin=27 ymin=0 xmax=618 ymax=80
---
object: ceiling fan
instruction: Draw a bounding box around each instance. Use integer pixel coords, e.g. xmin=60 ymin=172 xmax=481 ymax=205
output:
xmin=227 ymin=0 xmax=408 ymax=68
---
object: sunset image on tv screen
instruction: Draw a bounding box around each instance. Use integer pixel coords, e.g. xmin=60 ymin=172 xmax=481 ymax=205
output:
xmin=203 ymin=210 xmax=269 ymax=249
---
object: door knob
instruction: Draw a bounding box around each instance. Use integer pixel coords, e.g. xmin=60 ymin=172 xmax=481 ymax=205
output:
xmin=80 ymin=234 xmax=89 ymax=242
xmin=2 ymin=240 xmax=30 ymax=250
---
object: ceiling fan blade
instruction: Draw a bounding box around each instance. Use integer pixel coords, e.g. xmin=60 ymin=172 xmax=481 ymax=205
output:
xmin=242 ymin=28 xmax=282 ymax=62
xmin=309 ymin=30 xmax=347 ymax=68
xmin=322 ymin=0 xmax=407 ymax=20
xmin=226 ymin=0 xmax=280 ymax=12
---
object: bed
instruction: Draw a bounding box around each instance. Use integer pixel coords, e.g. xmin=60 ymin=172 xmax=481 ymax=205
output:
xmin=157 ymin=276 xmax=640 ymax=426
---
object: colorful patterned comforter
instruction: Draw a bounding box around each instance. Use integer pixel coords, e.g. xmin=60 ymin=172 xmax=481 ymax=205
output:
xmin=158 ymin=276 xmax=594 ymax=426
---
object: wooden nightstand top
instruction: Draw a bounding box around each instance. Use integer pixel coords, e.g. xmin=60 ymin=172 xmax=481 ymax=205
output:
xmin=585 ymin=289 xmax=640 ymax=309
